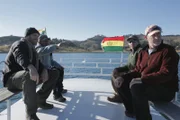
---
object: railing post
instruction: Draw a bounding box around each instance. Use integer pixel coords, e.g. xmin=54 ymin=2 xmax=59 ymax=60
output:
xmin=7 ymin=99 xmax=11 ymax=120
xmin=175 ymin=92 xmax=178 ymax=101
xmin=109 ymin=59 xmax=111 ymax=63
xmin=84 ymin=58 xmax=86 ymax=63
xmin=96 ymin=63 xmax=98 ymax=68
xmin=100 ymin=68 xmax=103 ymax=74
xmin=120 ymin=52 xmax=124 ymax=67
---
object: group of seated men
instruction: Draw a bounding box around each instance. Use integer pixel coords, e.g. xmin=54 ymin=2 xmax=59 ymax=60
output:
xmin=2 ymin=24 xmax=180 ymax=120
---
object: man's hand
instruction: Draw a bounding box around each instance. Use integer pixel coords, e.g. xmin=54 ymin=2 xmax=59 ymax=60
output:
xmin=129 ymin=78 xmax=142 ymax=88
xmin=40 ymin=69 xmax=49 ymax=83
xmin=112 ymin=68 xmax=119 ymax=78
xmin=27 ymin=64 xmax=39 ymax=84
xmin=112 ymin=68 xmax=124 ymax=79
xmin=56 ymin=43 xmax=61 ymax=47
xmin=113 ymin=77 xmax=124 ymax=88
xmin=56 ymin=41 xmax=65 ymax=48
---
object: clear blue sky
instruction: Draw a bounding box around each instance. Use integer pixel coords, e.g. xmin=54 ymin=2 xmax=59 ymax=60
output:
xmin=0 ymin=0 xmax=180 ymax=40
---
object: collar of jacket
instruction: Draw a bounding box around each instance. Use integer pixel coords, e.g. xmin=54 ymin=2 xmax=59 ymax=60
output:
xmin=131 ymin=44 xmax=141 ymax=53
xmin=143 ymin=41 xmax=164 ymax=53
xmin=35 ymin=43 xmax=42 ymax=49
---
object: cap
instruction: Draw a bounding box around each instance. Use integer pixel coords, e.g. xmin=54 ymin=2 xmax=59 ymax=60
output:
xmin=127 ymin=35 xmax=139 ymax=43
xmin=25 ymin=27 xmax=39 ymax=37
xmin=145 ymin=25 xmax=162 ymax=36
xmin=38 ymin=34 xmax=50 ymax=41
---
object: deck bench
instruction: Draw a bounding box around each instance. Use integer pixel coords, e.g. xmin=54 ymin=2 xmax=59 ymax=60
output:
xmin=0 ymin=87 xmax=21 ymax=120
xmin=150 ymin=93 xmax=180 ymax=120
xmin=152 ymin=101 xmax=180 ymax=120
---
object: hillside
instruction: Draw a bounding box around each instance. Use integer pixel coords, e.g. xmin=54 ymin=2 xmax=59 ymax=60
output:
xmin=0 ymin=34 xmax=180 ymax=53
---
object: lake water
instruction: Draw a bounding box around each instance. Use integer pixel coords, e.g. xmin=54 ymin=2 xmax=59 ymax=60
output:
xmin=0 ymin=52 xmax=180 ymax=112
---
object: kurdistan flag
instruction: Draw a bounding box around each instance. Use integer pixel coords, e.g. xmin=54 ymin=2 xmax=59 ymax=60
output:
xmin=101 ymin=36 xmax=125 ymax=52
xmin=38 ymin=28 xmax=47 ymax=35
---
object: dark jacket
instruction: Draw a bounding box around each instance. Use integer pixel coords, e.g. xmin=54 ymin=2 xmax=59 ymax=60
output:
xmin=122 ymin=43 xmax=179 ymax=92
xmin=116 ymin=45 xmax=142 ymax=72
xmin=2 ymin=39 xmax=44 ymax=87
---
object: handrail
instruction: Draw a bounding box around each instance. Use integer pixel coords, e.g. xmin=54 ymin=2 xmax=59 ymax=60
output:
xmin=0 ymin=57 xmax=179 ymax=120
xmin=59 ymin=58 xmax=180 ymax=104
xmin=59 ymin=58 xmax=128 ymax=63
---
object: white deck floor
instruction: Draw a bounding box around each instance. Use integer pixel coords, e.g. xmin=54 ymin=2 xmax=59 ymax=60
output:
xmin=0 ymin=78 xmax=166 ymax=120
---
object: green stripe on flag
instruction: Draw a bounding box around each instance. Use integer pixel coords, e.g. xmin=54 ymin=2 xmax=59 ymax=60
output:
xmin=102 ymin=46 xmax=123 ymax=52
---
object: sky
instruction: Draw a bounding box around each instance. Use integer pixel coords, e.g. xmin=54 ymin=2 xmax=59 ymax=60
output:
xmin=0 ymin=0 xmax=180 ymax=41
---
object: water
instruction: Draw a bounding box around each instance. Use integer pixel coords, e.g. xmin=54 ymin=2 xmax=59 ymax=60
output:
xmin=0 ymin=52 xmax=180 ymax=112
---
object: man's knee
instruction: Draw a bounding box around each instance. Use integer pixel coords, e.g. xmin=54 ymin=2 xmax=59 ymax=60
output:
xmin=130 ymin=83 xmax=145 ymax=97
xmin=48 ymin=69 xmax=60 ymax=82
xmin=58 ymin=69 xmax=64 ymax=76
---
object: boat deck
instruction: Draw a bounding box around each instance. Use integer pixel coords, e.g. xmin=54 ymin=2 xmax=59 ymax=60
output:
xmin=0 ymin=78 xmax=166 ymax=120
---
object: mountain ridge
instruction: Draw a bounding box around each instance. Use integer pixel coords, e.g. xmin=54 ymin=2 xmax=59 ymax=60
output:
xmin=0 ymin=34 xmax=180 ymax=52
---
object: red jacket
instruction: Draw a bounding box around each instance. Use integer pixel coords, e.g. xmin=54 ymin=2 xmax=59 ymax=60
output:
xmin=123 ymin=43 xmax=179 ymax=92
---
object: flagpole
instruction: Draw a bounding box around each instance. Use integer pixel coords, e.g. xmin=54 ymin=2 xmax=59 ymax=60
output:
xmin=120 ymin=36 xmax=124 ymax=67
xmin=120 ymin=51 xmax=123 ymax=67
xmin=45 ymin=27 xmax=47 ymax=35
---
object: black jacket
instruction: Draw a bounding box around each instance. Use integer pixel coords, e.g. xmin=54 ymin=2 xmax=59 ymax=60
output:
xmin=2 ymin=39 xmax=44 ymax=86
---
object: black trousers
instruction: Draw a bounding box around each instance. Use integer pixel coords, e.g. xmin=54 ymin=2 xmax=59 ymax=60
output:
xmin=111 ymin=69 xmax=127 ymax=94
xmin=53 ymin=68 xmax=64 ymax=96
xmin=6 ymin=69 xmax=59 ymax=116
xmin=117 ymin=78 xmax=175 ymax=120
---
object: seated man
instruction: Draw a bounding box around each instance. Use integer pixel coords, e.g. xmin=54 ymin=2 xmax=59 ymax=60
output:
xmin=2 ymin=28 xmax=59 ymax=120
xmin=107 ymin=35 xmax=142 ymax=103
xmin=114 ymin=25 xmax=179 ymax=120
xmin=36 ymin=35 xmax=67 ymax=102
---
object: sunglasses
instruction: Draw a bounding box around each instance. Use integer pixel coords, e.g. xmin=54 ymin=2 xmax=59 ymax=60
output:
xmin=128 ymin=39 xmax=137 ymax=43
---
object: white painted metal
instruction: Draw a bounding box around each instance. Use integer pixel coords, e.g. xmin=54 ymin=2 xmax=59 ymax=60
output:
xmin=6 ymin=99 xmax=11 ymax=120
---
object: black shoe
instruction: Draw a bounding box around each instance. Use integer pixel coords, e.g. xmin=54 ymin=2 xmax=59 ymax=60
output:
xmin=38 ymin=102 xmax=54 ymax=109
xmin=61 ymin=89 xmax=67 ymax=93
xmin=107 ymin=94 xmax=122 ymax=103
xmin=125 ymin=111 xmax=135 ymax=118
xmin=53 ymin=95 xmax=66 ymax=102
xmin=27 ymin=113 xmax=40 ymax=120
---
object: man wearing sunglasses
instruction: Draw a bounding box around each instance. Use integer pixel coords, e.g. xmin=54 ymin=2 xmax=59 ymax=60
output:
xmin=107 ymin=35 xmax=142 ymax=103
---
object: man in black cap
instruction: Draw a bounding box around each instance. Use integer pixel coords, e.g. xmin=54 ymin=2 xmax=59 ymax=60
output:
xmin=107 ymin=35 xmax=142 ymax=103
xmin=2 ymin=27 xmax=59 ymax=120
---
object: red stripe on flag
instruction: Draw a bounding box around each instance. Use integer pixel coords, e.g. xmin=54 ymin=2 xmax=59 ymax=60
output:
xmin=102 ymin=36 xmax=124 ymax=43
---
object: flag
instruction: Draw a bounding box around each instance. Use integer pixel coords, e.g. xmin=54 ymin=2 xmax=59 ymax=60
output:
xmin=38 ymin=28 xmax=47 ymax=35
xmin=101 ymin=36 xmax=124 ymax=52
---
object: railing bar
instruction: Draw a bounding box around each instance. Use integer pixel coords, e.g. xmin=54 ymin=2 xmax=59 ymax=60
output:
xmin=7 ymin=99 xmax=11 ymax=120
xmin=61 ymin=62 xmax=121 ymax=64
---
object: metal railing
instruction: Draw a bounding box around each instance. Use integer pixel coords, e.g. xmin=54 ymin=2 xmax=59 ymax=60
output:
xmin=60 ymin=58 xmax=125 ymax=76
xmin=0 ymin=58 xmax=179 ymax=120
xmin=59 ymin=58 xmax=179 ymax=102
